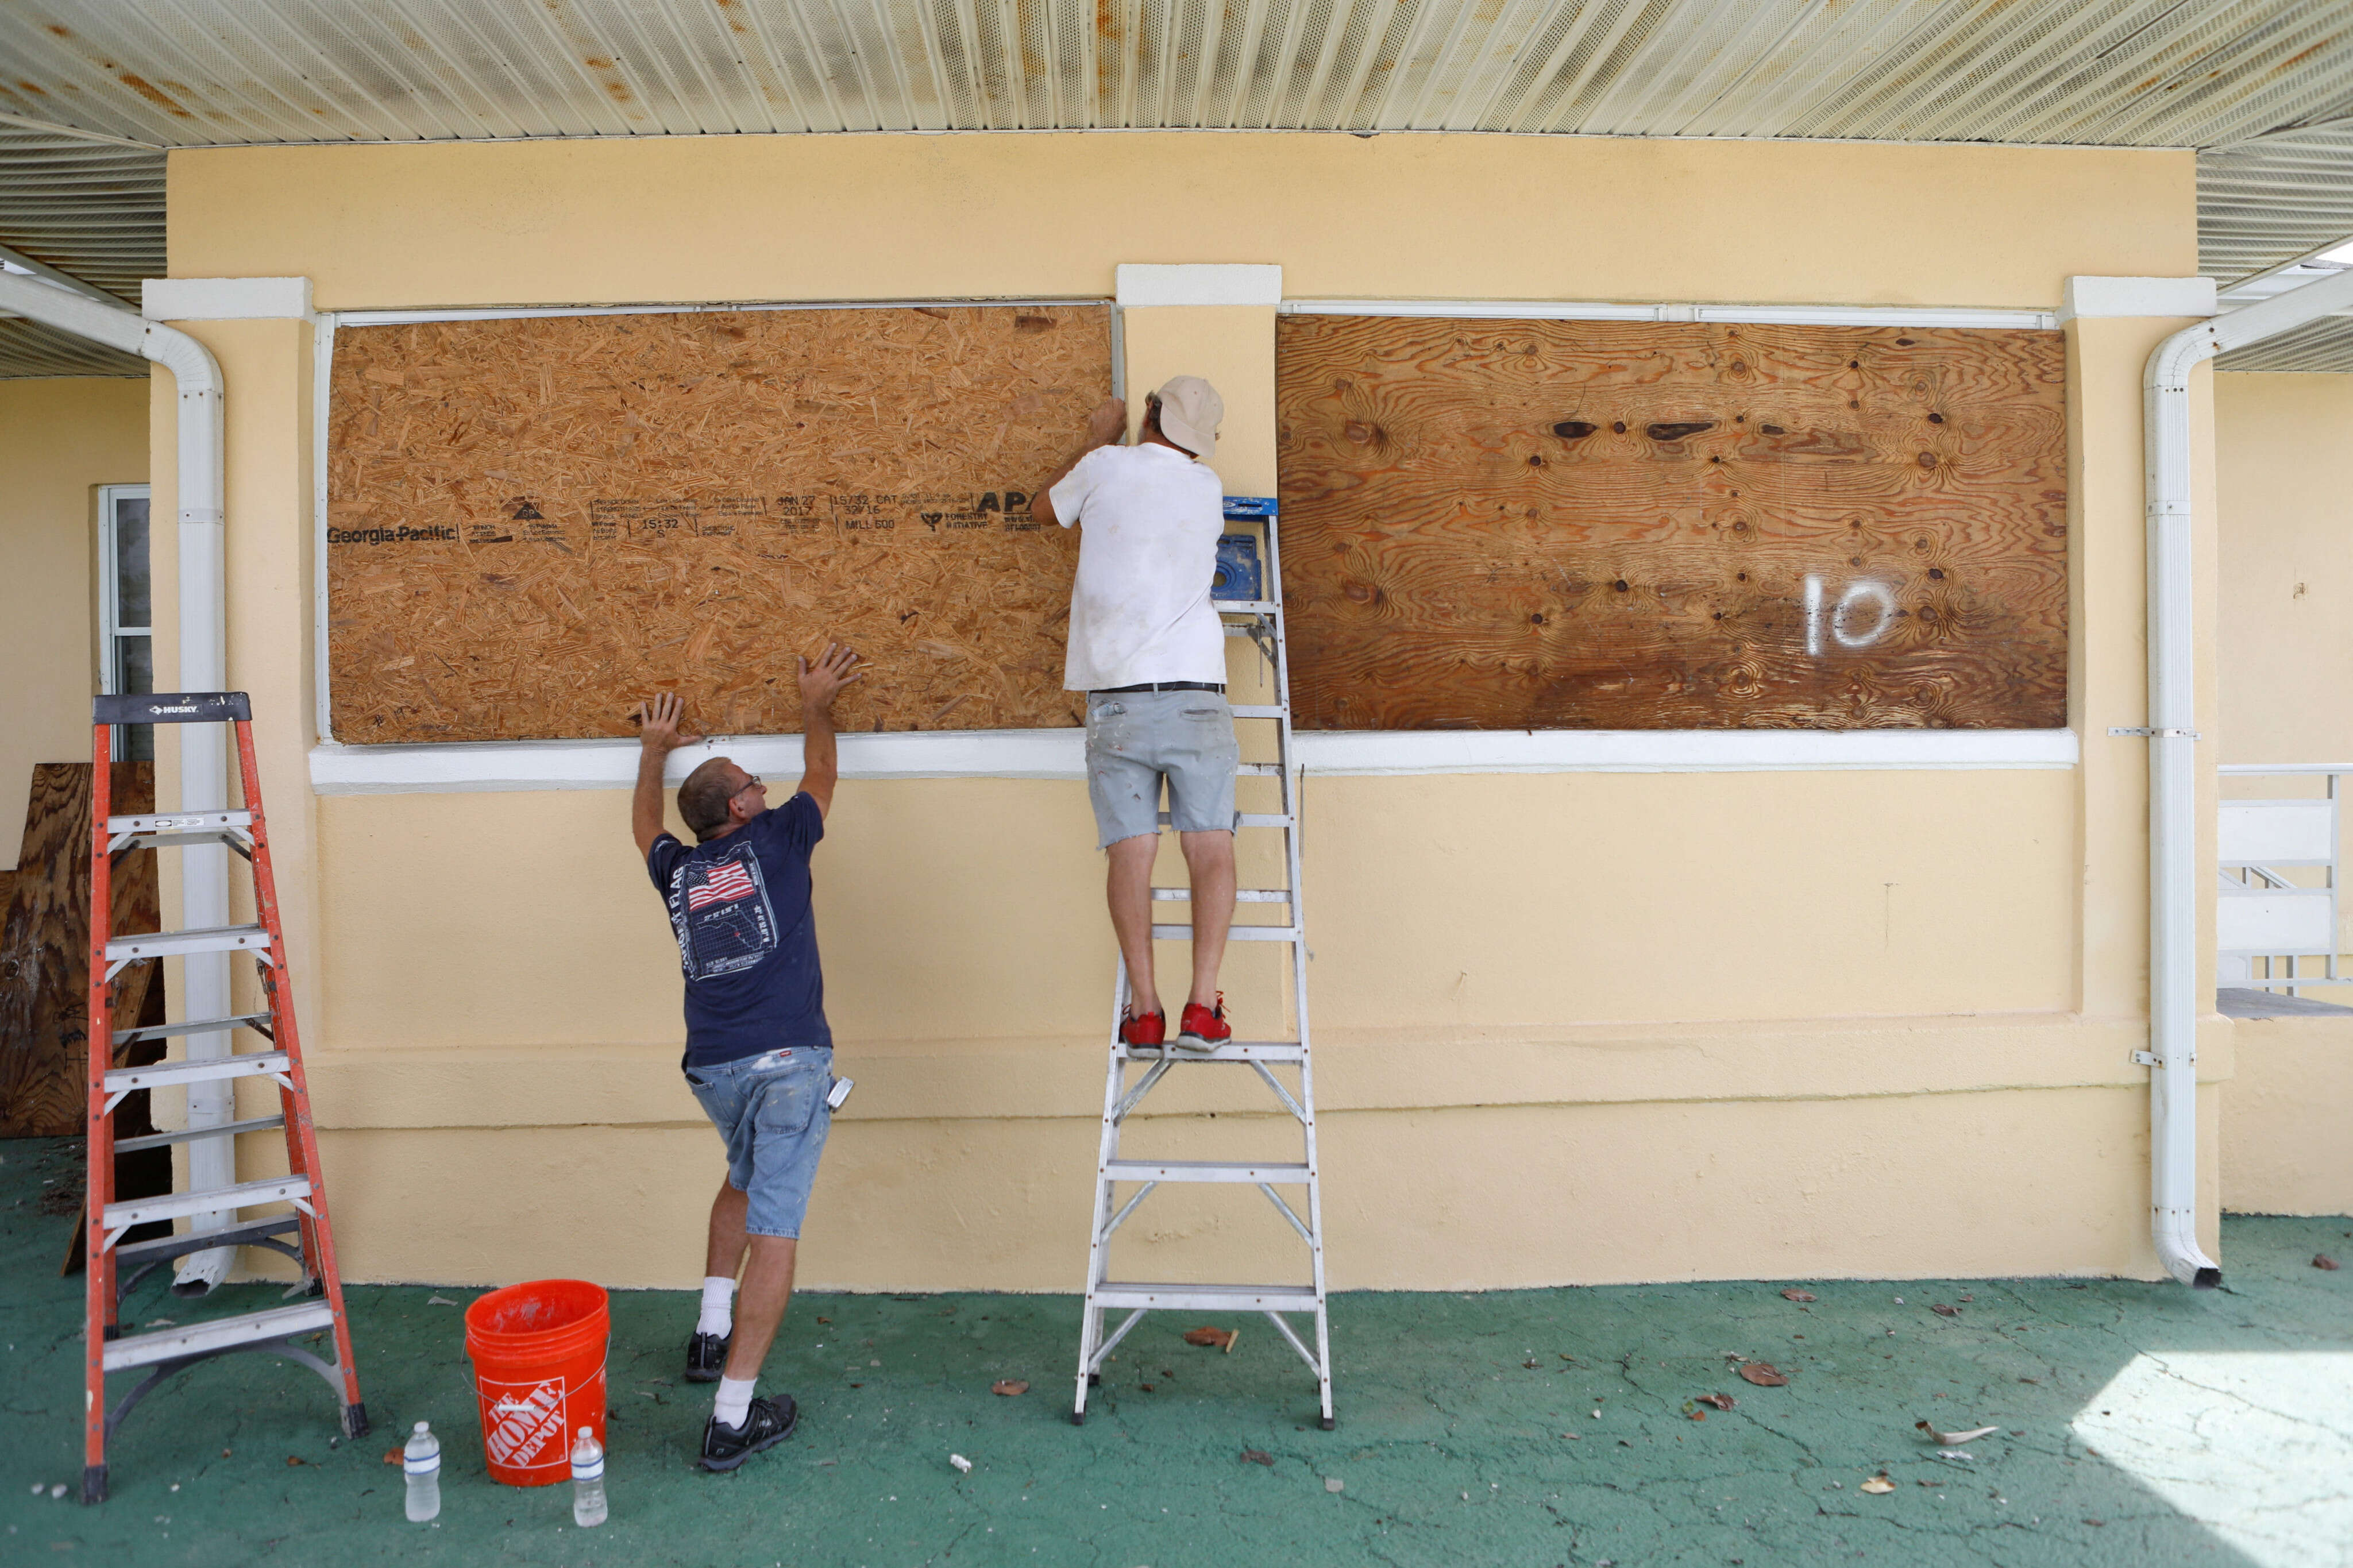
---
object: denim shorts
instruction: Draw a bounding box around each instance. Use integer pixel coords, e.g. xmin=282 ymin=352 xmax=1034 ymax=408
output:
xmin=1085 ymin=690 xmax=1240 ymax=849
xmin=682 ymin=1045 xmax=833 ymax=1239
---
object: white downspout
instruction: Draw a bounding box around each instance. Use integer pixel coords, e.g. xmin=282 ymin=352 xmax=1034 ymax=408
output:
xmin=0 ymin=273 xmax=239 ymax=1292
xmin=2143 ymin=264 xmax=2353 ymax=1288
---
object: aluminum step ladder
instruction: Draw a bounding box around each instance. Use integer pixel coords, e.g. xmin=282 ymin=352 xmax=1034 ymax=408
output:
xmin=82 ymin=692 xmax=367 ymax=1504
xmin=1071 ymin=497 xmax=1333 ymax=1430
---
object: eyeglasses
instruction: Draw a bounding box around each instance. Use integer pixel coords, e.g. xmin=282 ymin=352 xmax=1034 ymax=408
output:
xmin=734 ymin=774 xmax=765 ymax=794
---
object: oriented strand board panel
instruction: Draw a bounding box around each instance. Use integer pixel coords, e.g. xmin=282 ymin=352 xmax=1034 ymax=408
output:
xmin=1275 ymin=316 xmax=2068 ymax=729
xmin=327 ymin=306 xmax=1113 ymax=742
xmin=1 ymin=763 xmax=158 ymax=1140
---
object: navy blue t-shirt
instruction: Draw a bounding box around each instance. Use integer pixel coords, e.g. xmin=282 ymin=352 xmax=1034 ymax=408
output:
xmin=645 ymin=791 xmax=832 ymax=1068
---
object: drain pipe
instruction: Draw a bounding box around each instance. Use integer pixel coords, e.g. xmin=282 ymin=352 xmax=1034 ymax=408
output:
xmin=2143 ymin=264 xmax=2353 ymax=1287
xmin=0 ymin=273 xmax=238 ymax=1292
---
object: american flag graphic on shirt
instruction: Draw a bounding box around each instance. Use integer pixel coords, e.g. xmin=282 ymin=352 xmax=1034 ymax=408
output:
xmin=686 ymin=858 xmax=757 ymax=911
xmin=666 ymin=842 xmax=777 ymax=980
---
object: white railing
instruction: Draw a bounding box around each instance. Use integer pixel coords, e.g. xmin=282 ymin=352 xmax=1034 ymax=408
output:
xmin=2219 ymin=765 xmax=2351 ymax=995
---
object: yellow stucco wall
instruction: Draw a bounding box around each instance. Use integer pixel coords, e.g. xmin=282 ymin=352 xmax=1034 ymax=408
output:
xmin=2217 ymin=372 xmax=2353 ymax=767
xmin=140 ymin=131 xmax=2231 ymax=1291
xmin=0 ymin=376 xmax=147 ymax=836
xmin=2214 ymin=370 xmax=2353 ymax=1214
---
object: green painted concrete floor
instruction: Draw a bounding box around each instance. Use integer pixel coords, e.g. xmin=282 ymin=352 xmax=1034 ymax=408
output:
xmin=6 ymin=1136 xmax=2352 ymax=1568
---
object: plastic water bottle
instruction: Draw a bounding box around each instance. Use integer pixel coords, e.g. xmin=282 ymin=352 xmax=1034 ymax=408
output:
xmin=402 ymin=1421 xmax=440 ymax=1522
xmin=570 ymin=1426 xmax=607 ymax=1527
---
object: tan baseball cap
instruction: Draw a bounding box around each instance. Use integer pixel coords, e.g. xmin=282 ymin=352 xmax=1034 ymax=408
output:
xmin=1152 ymin=375 xmax=1222 ymax=460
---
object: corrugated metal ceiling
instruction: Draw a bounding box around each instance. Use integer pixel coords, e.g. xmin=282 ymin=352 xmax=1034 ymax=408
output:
xmin=0 ymin=0 xmax=2347 ymax=374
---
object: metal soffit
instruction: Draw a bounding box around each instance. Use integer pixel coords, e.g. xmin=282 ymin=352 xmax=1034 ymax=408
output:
xmin=0 ymin=0 xmax=2347 ymax=373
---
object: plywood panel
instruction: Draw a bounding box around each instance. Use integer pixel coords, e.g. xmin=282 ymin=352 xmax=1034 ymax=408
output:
xmin=1275 ymin=316 xmax=2068 ymax=729
xmin=0 ymin=763 xmax=159 ymax=1140
xmin=327 ymin=306 xmax=1113 ymax=743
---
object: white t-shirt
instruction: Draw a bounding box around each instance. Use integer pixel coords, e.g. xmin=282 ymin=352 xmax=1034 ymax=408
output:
xmin=1048 ymin=443 xmax=1228 ymax=692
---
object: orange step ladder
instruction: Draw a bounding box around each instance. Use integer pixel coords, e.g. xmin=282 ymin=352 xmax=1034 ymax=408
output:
xmin=83 ymin=692 xmax=365 ymax=1504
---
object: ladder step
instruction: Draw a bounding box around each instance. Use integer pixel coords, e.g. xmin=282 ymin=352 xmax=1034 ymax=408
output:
xmin=103 ymin=1173 xmax=312 ymax=1233
xmin=113 ymin=1212 xmax=300 ymax=1272
xmin=1092 ymin=1282 xmax=1321 ymax=1312
xmin=105 ymin=1051 xmax=292 ymax=1095
xmin=1120 ymin=1040 xmax=1306 ymax=1063
xmin=1151 ymin=887 xmax=1289 ymax=902
xmin=107 ymin=810 xmax=253 ymax=836
xmin=1151 ymin=924 xmax=1301 ymax=941
xmin=1229 ymin=705 xmax=1286 ymax=720
xmin=114 ymin=1114 xmax=286 ymax=1154
xmin=1213 ymin=600 xmax=1280 ymax=615
xmin=1105 ymin=1160 xmax=1311 ymax=1183
xmin=114 ymin=1012 xmax=272 ymax=1046
xmin=102 ymin=1301 xmax=336 ymax=1373
xmin=1236 ymin=762 xmax=1285 ymax=775
xmin=105 ymin=924 xmax=270 ymax=963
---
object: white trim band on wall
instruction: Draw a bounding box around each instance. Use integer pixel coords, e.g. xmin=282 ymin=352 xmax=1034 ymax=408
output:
xmin=2059 ymin=276 xmax=2217 ymax=322
xmin=1280 ymin=299 xmax=2060 ymax=330
xmin=143 ymin=276 xmax=315 ymax=321
xmin=1116 ymin=264 xmax=1283 ymax=307
xmin=311 ymin=728 xmax=2080 ymax=795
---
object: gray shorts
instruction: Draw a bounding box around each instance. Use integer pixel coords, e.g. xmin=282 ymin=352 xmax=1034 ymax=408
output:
xmin=1085 ymin=690 xmax=1240 ymax=849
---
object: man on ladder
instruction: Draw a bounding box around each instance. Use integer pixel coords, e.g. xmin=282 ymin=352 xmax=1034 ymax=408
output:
xmin=1033 ymin=377 xmax=1238 ymax=1052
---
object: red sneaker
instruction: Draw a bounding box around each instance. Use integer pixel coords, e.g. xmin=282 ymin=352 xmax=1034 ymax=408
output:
xmin=1176 ymin=995 xmax=1231 ymax=1053
xmin=1118 ymin=1008 xmax=1166 ymax=1048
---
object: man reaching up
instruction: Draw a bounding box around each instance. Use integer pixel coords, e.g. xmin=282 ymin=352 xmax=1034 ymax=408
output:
xmin=630 ymin=642 xmax=861 ymax=1473
xmin=1033 ymin=377 xmax=1237 ymax=1052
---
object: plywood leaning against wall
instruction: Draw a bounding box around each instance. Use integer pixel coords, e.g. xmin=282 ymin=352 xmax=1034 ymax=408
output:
xmin=1275 ymin=316 xmax=2069 ymax=730
xmin=327 ymin=306 xmax=1114 ymax=743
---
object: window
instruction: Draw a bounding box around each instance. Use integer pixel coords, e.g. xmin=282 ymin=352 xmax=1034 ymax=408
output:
xmin=98 ymin=484 xmax=153 ymax=762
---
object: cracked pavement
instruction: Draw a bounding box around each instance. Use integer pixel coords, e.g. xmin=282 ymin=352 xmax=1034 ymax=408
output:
xmin=2 ymin=1136 xmax=2347 ymax=1566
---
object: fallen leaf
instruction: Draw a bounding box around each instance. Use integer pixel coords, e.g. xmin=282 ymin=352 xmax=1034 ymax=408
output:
xmin=1918 ymin=1477 xmax=1943 ymax=1487
xmin=816 ymin=1316 xmax=832 ymax=1324
xmin=1139 ymin=1384 xmax=1155 ymax=1392
xmin=1780 ymin=1289 xmax=1816 ymax=1303
xmin=1860 ymin=1474 xmax=1895 ymax=1495
xmin=1687 ymin=1409 xmax=1707 ymax=1422
xmin=285 ymin=1457 xmax=305 ymax=1467
xmin=1917 ymin=1421 xmax=2000 ymax=1446
xmin=991 ymin=1380 xmax=1028 ymax=1397
xmin=1696 ymin=1393 xmax=1735 ymax=1411
xmin=2315 ymin=1254 xmax=2340 ymax=1271
xmin=1183 ymin=1326 xmax=1239 ymax=1351
xmin=1738 ymin=1363 xmax=1789 ymax=1387
xmin=1523 ymin=1360 xmax=1540 ymax=1369
xmin=1931 ymin=1304 xmax=1961 ymax=1317
xmin=1559 ymin=1432 xmax=1580 ymax=1440
xmin=2084 ymin=1518 xmax=2105 ymax=1527
xmin=426 ymin=1295 xmax=458 ymax=1307
xmin=1241 ymin=1449 xmax=1273 ymax=1466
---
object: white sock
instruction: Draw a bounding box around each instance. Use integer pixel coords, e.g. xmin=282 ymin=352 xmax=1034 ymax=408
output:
xmin=713 ymin=1375 xmax=756 ymax=1430
xmin=697 ymin=1276 xmax=736 ymax=1337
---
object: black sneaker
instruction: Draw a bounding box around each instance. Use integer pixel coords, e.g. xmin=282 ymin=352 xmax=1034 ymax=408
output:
xmin=684 ymin=1330 xmax=730 ymax=1383
xmin=700 ymin=1394 xmax=798 ymax=1472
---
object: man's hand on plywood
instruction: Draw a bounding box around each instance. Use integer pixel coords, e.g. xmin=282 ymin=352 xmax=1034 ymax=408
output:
xmin=797 ymin=643 xmax=864 ymax=712
xmin=1033 ymin=396 xmax=1128 ymax=528
xmin=633 ymin=690 xmax=703 ymax=752
xmin=630 ymin=692 xmax=703 ymax=858
xmin=794 ymin=642 xmax=863 ymax=818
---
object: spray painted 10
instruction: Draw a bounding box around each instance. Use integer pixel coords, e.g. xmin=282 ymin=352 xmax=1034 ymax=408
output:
xmin=1802 ymin=576 xmax=1898 ymax=658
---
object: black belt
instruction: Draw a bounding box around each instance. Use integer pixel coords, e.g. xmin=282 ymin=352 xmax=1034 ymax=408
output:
xmin=1091 ymin=681 xmax=1226 ymax=694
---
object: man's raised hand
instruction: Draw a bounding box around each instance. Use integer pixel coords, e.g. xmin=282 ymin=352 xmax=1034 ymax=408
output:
xmin=633 ymin=692 xmax=701 ymax=751
xmin=798 ymin=643 xmax=865 ymax=710
xmin=1086 ymin=396 xmax=1127 ymax=447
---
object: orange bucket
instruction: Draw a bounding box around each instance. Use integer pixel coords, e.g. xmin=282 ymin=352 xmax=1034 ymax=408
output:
xmin=462 ymin=1279 xmax=610 ymax=1487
